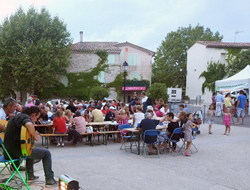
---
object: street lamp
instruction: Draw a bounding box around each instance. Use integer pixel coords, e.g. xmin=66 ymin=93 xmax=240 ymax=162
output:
xmin=122 ymin=61 xmax=128 ymax=103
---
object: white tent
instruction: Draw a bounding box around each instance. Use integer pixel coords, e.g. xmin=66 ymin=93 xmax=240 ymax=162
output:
xmin=215 ymin=65 xmax=250 ymax=115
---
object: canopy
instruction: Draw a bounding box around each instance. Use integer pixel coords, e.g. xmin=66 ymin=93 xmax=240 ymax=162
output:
xmin=215 ymin=65 xmax=250 ymax=91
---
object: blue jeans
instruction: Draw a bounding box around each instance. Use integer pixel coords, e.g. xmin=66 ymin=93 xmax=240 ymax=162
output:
xmin=26 ymin=148 xmax=54 ymax=181
xmin=55 ymin=131 xmax=67 ymax=143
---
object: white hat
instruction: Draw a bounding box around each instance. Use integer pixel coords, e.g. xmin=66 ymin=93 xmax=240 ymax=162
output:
xmin=110 ymin=106 xmax=116 ymax=110
xmin=147 ymin=106 xmax=154 ymax=111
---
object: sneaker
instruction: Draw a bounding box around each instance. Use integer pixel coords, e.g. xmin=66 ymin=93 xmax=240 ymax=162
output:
xmin=46 ymin=178 xmax=57 ymax=186
xmin=57 ymin=143 xmax=60 ymax=147
xmin=61 ymin=143 xmax=64 ymax=147
xmin=185 ymin=151 xmax=191 ymax=157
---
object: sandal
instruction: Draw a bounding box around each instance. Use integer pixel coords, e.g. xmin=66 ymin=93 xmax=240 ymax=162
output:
xmin=185 ymin=151 xmax=191 ymax=157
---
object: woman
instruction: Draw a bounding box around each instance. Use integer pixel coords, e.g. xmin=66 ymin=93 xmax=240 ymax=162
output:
xmin=160 ymin=104 xmax=170 ymax=116
xmin=101 ymin=104 xmax=109 ymax=116
xmin=124 ymin=106 xmax=131 ymax=119
xmin=68 ymin=111 xmax=86 ymax=145
xmin=83 ymin=110 xmax=92 ymax=123
xmin=53 ymin=111 xmax=67 ymax=147
xmin=133 ymin=105 xmax=144 ymax=128
xmin=116 ymin=109 xmax=129 ymax=142
xmin=224 ymin=93 xmax=232 ymax=111
xmin=64 ymin=109 xmax=73 ymax=124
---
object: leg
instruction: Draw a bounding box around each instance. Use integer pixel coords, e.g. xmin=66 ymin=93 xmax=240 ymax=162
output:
xmin=242 ymin=116 xmax=244 ymax=125
xmin=209 ymin=125 xmax=212 ymax=134
xmin=227 ymin=126 xmax=231 ymax=135
xmin=26 ymin=148 xmax=54 ymax=182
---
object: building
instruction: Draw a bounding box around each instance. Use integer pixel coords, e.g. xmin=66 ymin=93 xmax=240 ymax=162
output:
xmin=186 ymin=41 xmax=250 ymax=104
xmin=68 ymin=31 xmax=155 ymax=102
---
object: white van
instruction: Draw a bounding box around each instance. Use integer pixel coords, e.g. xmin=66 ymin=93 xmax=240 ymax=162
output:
xmin=230 ymin=90 xmax=249 ymax=99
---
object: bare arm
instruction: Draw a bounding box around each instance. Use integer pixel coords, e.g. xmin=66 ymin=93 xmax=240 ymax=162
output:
xmin=25 ymin=122 xmax=40 ymax=141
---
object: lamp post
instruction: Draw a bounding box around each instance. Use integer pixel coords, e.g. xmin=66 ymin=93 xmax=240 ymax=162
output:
xmin=122 ymin=61 xmax=128 ymax=103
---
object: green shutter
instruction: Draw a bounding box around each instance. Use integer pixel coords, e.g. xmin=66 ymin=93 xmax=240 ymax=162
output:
xmin=128 ymin=54 xmax=137 ymax=66
xmin=108 ymin=55 xmax=115 ymax=64
xmin=98 ymin=71 xmax=105 ymax=83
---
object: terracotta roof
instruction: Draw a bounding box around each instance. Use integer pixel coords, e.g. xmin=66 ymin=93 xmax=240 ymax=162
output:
xmin=114 ymin=42 xmax=155 ymax=55
xmin=71 ymin=41 xmax=155 ymax=55
xmin=72 ymin=42 xmax=121 ymax=53
xmin=197 ymin=41 xmax=250 ymax=48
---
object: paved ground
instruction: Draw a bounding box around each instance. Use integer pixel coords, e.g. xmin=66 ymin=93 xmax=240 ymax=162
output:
xmin=3 ymin=121 xmax=249 ymax=190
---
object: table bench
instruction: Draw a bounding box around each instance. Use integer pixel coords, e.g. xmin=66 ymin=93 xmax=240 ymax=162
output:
xmin=40 ymin=131 xmax=120 ymax=149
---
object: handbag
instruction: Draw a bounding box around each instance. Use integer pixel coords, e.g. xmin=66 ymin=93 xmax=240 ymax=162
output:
xmin=86 ymin=126 xmax=93 ymax=133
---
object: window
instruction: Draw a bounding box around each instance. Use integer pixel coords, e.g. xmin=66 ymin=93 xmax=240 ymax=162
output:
xmin=128 ymin=54 xmax=137 ymax=66
xmin=131 ymin=71 xmax=140 ymax=80
xmin=172 ymin=90 xmax=176 ymax=94
xmin=98 ymin=71 xmax=105 ymax=83
xmin=220 ymin=53 xmax=226 ymax=64
xmin=108 ymin=54 xmax=115 ymax=64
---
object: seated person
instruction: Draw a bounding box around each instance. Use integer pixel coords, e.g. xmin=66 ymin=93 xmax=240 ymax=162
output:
xmin=133 ymin=105 xmax=144 ymax=128
xmin=166 ymin=112 xmax=180 ymax=151
xmin=39 ymin=107 xmax=49 ymax=122
xmin=104 ymin=106 xmax=116 ymax=121
xmin=102 ymin=104 xmax=110 ymax=116
xmin=91 ymin=104 xmax=104 ymax=122
xmin=178 ymin=104 xmax=190 ymax=116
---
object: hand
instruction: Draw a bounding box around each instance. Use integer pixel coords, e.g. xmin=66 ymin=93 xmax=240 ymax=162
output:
xmin=35 ymin=133 xmax=40 ymax=141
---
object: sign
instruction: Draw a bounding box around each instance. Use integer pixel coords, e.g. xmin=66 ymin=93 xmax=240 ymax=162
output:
xmin=122 ymin=86 xmax=146 ymax=91
xmin=216 ymin=83 xmax=247 ymax=91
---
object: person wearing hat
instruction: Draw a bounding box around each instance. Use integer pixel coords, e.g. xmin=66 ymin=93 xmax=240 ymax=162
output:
xmin=91 ymin=104 xmax=104 ymax=122
xmin=104 ymin=106 xmax=116 ymax=121
xmin=146 ymin=105 xmax=157 ymax=119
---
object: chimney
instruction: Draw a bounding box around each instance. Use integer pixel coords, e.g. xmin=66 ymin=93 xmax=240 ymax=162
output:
xmin=80 ymin=31 xmax=83 ymax=43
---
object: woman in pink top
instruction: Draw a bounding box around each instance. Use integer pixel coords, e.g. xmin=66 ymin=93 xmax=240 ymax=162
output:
xmin=73 ymin=111 xmax=86 ymax=134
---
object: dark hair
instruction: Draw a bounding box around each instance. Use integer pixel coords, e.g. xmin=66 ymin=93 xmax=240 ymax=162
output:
xmin=22 ymin=106 xmax=40 ymax=116
xmin=239 ymin=90 xmax=244 ymax=94
xmin=146 ymin=97 xmax=153 ymax=105
xmin=225 ymin=93 xmax=231 ymax=98
xmin=75 ymin=111 xmax=81 ymax=117
xmin=167 ymin=112 xmax=174 ymax=119
xmin=3 ymin=98 xmax=17 ymax=108
xmin=179 ymin=104 xmax=184 ymax=108
xmin=186 ymin=113 xmax=192 ymax=118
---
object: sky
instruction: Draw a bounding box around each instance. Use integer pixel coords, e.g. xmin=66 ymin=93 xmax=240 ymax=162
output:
xmin=0 ymin=0 xmax=249 ymax=52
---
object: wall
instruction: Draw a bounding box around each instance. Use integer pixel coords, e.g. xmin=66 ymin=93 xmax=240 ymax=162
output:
xmin=186 ymin=43 xmax=227 ymax=104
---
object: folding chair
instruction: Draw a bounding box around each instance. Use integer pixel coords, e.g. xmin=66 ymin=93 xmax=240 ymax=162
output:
xmin=119 ymin=124 xmax=137 ymax=152
xmin=142 ymin=130 xmax=160 ymax=158
xmin=190 ymin=127 xmax=198 ymax=154
xmin=167 ymin=127 xmax=183 ymax=156
xmin=0 ymin=137 xmax=30 ymax=190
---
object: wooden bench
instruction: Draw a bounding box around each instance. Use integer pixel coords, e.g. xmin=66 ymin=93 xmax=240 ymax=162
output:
xmin=40 ymin=131 xmax=120 ymax=149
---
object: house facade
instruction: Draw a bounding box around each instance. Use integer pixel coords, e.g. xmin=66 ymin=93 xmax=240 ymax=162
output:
xmin=68 ymin=32 xmax=155 ymax=102
xmin=186 ymin=41 xmax=250 ymax=104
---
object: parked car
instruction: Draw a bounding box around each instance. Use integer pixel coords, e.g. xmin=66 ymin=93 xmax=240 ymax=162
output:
xmin=46 ymin=99 xmax=68 ymax=106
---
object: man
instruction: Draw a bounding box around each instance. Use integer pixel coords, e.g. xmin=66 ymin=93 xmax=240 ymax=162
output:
xmin=33 ymin=95 xmax=40 ymax=106
xmin=91 ymin=104 xmax=104 ymax=122
xmin=141 ymin=91 xmax=148 ymax=113
xmin=129 ymin=98 xmax=141 ymax=114
xmin=4 ymin=106 xmax=57 ymax=186
xmin=39 ymin=107 xmax=49 ymax=122
xmin=178 ymin=104 xmax=190 ymax=114
xmin=66 ymin=99 xmax=77 ymax=113
xmin=236 ymin=90 xmax=247 ymax=125
xmin=104 ymin=106 xmax=116 ymax=121
xmin=0 ymin=98 xmax=17 ymax=132
xmin=139 ymin=112 xmax=165 ymax=155
xmin=215 ymin=92 xmax=224 ymax=116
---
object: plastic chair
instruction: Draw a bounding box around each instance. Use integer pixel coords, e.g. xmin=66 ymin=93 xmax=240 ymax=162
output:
xmin=0 ymin=137 xmax=30 ymax=190
xmin=167 ymin=127 xmax=183 ymax=156
xmin=119 ymin=124 xmax=137 ymax=152
xmin=142 ymin=130 xmax=160 ymax=158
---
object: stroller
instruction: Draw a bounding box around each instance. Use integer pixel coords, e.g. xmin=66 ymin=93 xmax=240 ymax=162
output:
xmin=192 ymin=110 xmax=202 ymax=135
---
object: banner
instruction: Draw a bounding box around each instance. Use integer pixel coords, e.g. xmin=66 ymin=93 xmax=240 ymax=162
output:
xmin=121 ymin=86 xmax=146 ymax=91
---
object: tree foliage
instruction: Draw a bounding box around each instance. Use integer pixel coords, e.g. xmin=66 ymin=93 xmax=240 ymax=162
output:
xmin=146 ymin=83 xmax=169 ymax=103
xmin=199 ymin=61 xmax=226 ymax=94
xmin=0 ymin=6 xmax=72 ymax=98
xmin=153 ymin=24 xmax=223 ymax=88
xmin=90 ymin=87 xmax=109 ymax=101
xmin=227 ymin=48 xmax=250 ymax=77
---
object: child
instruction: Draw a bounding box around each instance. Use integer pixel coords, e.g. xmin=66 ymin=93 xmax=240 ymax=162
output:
xmin=207 ymin=104 xmax=215 ymax=134
xmin=223 ymin=107 xmax=231 ymax=135
xmin=184 ymin=113 xmax=197 ymax=156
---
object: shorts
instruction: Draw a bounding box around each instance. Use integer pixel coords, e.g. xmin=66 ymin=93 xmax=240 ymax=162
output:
xmin=158 ymin=133 xmax=168 ymax=144
xmin=237 ymin=108 xmax=245 ymax=117
xmin=208 ymin=119 xmax=213 ymax=125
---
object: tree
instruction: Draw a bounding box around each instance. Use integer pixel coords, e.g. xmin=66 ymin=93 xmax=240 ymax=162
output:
xmin=146 ymin=83 xmax=169 ymax=103
xmin=90 ymin=87 xmax=109 ymax=101
xmin=199 ymin=61 xmax=226 ymax=94
xmin=153 ymin=24 xmax=223 ymax=88
xmin=0 ymin=6 xmax=72 ymax=98
xmin=227 ymin=49 xmax=250 ymax=77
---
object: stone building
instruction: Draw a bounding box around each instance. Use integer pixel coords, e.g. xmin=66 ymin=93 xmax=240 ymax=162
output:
xmin=68 ymin=31 xmax=155 ymax=102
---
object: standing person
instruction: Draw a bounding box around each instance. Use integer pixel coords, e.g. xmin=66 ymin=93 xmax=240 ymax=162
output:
xmin=207 ymin=104 xmax=215 ymax=134
xmin=0 ymin=98 xmax=17 ymax=132
xmin=224 ymin=93 xmax=232 ymax=111
xmin=53 ymin=111 xmax=67 ymax=147
xmin=128 ymin=98 xmax=141 ymax=114
xmin=184 ymin=113 xmax=197 ymax=157
xmin=33 ymin=95 xmax=40 ymax=106
xmin=211 ymin=92 xmax=216 ymax=107
xmin=130 ymin=92 xmax=138 ymax=103
xmin=215 ymin=92 xmax=224 ymax=116
xmin=25 ymin=97 xmax=35 ymax=107
xmin=141 ymin=91 xmax=148 ymax=113
xmin=4 ymin=106 xmax=57 ymax=186
xmin=223 ymin=107 xmax=231 ymax=135
xmin=236 ymin=90 xmax=247 ymax=125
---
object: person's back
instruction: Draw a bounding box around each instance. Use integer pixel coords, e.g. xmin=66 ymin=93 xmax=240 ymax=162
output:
xmin=92 ymin=109 xmax=104 ymax=122
xmin=133 ymin=112 xmax=144 ymax=127
xmin=73 ymin=116 xmax=86 ymax=134
xmin=238 ymin=94 xmax=246 ymax=108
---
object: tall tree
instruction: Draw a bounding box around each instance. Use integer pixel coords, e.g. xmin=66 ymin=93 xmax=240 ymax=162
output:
xmin=0 ymin=6 xmax=72 ymax=98
xmin=227 ymin=48 xmax=250 ymax=77
xmin=153 ymin=24 xmax=223 ymax=88
xmin=199 ymin=61 xmax=226 ymax=94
